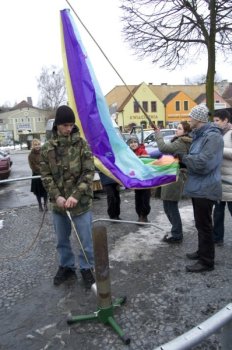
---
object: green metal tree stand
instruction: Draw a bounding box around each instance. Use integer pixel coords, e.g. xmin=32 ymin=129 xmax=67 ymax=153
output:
xmin=67 ymin=225 xmax=130 ymax=345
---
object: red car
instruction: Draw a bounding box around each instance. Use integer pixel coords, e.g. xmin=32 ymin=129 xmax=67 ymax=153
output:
xmin=0 ymin=150 xmax=12 ymax=180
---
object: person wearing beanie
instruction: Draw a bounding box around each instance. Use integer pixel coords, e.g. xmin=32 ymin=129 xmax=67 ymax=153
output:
xmin=127 ymin=135 xmax=151 ymax=223
xmin=40 ymin=105 xmax=96 ymax=289
xmin=54 ymin=105 xmax=75 ymax=126
xmin=189 ymin=104 xmax=209 ymax=123
xmin=175 ymin=104 xmax=224 ymax=273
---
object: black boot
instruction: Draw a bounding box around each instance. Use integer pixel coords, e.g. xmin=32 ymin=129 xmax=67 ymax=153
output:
xmin=54 ymin=266 xmax=77 ymax=286
xmin=44 ymin=201 xmax=48 ymax=211
xmin=80 ymin=269 xmax=95 ymax=289
xmin=36 ymin=196 xmax=43 ymax=212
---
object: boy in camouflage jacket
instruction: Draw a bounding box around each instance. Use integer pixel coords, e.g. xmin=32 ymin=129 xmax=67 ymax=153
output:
xmin=40 ymin=105 xmax=95 ymax=288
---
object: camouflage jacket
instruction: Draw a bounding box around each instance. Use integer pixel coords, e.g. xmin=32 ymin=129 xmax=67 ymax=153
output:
xmin=40 ymin=126 xmax=95 ymax=216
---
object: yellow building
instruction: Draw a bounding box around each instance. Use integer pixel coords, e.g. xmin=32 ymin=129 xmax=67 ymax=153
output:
xmin=163 ymin=91 xmax=196 ymax=123
xmin=106 ymin=82 xmax=165 ymax=131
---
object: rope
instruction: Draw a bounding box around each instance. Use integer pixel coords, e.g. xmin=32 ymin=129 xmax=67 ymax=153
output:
xmin=64 ymin=0 xmax=155 ymax=127
xmin=66 ymin=210 xmax=95 ymax=277
xmin=0 ymin=209 xmax=47 ymax=260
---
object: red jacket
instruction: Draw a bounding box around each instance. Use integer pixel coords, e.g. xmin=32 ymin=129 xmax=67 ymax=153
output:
xmin=133 ymin=144 xmax=148 ymax=156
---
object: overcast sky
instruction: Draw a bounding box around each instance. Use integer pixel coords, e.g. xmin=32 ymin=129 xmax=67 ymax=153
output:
xmin=1 ymin=0 xmax=232 ymax=107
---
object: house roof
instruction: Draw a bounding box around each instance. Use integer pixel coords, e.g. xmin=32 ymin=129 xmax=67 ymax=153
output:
xmin=11 ymin=100 xmax=35 ymax=110
xmin=105 ymin=83 xmax=225 ymax=112
xmin=149 ymin=84 xmax=210 ymax=101
xmin=195 ymin=93 xmax=206 ymax=104
xmin=105 ymin=85 xmax=138 ymax=112
xmin=222 ymin=83 xmax=232 ymax=100
xmin=163 ymin=91 xmax=180 ymax=105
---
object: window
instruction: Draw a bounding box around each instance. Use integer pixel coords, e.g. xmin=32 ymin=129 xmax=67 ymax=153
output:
xmin=151 ymin=101 xmax=157 ymax=112
xmin=175 ymin=101 xmax=180 ymax=111
xmin=142 ymin=101 xmax=148 ymax=112
xmin=134 ymin=101 xmax=140 ymax=113
xmin=184 ymin=101 xmax=188 ymax=111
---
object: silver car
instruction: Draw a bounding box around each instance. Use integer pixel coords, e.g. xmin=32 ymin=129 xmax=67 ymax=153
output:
xmin=144 ymin=129 xmax=176 ymax=155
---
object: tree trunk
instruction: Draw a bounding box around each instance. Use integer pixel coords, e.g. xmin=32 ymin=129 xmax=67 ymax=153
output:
xmin=206 ymin=53 xmax=215 ymax=120
xmin=206 ymin=0 xmax=216 ymax=120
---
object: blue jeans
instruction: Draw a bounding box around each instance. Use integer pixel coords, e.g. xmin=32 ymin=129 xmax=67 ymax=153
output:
xmin=163 ymin=200 xmax=183 ymax=239
xmin=52 ymin=210 xmax=94 ymax=270
xmin=213 ymin=201 xmax=232 ymax=242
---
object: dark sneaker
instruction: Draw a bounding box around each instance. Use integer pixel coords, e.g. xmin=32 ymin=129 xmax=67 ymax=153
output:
xmin=186 ymin=261 xmax=214 ymax=273
xmin=53 ymin=266 xmax=77 ymax=286
xmin=110 ymin=217 xmax=122 ymax=224
xmin=80 ymin=269 xmax=95 ymax=289
xmin=186 ymin=251 xmax=199 ymax=260
xmin=214 ymin=240 xmax=224 ymax=247
xmin=162 ymin=235 xmax=182 ymax=243
xmin=138 ymin=216 xmax=148 ymax=223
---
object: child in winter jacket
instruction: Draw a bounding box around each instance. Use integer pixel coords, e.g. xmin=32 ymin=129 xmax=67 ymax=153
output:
xmin=127 ymin=135 xmax=151 ymax=223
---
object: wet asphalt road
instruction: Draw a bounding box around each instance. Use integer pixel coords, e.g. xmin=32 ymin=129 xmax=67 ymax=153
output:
xmin=0 ymin=151 xmax=232 ymax=350
xmin=0 ymin=150 xmax=35 ymax=210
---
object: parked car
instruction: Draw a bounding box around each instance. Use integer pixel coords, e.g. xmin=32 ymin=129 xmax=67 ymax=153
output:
xmin=130 ymin=126 xmax=154 ymax=143
xmin=122 ymin=132 xmax=131 ymax=142
xmin=0 ymin=150 xmax=12 ymax=180
xmin=144 ymin=129 xmax=177 ymax=155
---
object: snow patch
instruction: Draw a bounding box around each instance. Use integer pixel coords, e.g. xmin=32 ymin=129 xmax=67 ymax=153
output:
xmin=110 ymin=205 xmax=194 ymax=263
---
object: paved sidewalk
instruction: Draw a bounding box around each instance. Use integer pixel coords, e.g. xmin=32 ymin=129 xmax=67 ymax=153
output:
xmin=0 ymin=190 xmax=231 ymax=350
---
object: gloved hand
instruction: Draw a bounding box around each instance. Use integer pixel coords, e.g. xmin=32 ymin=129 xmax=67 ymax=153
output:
xmin=173 ymin=152 xmax=185 ymax=162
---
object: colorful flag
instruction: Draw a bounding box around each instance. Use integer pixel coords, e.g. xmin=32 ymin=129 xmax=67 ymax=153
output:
xmin=60 ymin=9 xmax=178 ymax=188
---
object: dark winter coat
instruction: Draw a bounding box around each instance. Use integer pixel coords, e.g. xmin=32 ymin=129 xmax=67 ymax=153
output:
xmin=28 ymin=148 xmax=47 ymax=197
xmin=28 ymin=148 xmax=41 ymax=175
xmin=182 ymin=123 xmax=224 ymax=201
xmin=154 ymin=132 xmax=192 ymax=201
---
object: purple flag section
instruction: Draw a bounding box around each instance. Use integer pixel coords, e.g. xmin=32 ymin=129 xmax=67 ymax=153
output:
xmin=60 ymin=9 xmax=178 ymax=188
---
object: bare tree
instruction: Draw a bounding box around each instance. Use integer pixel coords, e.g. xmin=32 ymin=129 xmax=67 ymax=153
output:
xmin=37 ymin=65 xmax=67 ymax=110
xmin=121 ymin=0 xmax=232 ymax=113
xmin=185 ymin=73 xmax=222 ymax=85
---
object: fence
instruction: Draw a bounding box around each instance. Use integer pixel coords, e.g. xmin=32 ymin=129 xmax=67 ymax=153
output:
xmin=154 ymin=303 xmax=232 ymax=350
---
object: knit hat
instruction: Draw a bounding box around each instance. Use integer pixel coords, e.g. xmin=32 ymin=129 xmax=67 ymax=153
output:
xmin=189 ymin=104 xmax=209 ymax=123
xmin=54 ymin=105 xmax=75 ymax=126
xmin=127 ymin=135 xmax=139 ymax=145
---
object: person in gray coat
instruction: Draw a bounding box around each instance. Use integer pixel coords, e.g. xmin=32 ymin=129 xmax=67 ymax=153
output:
xmin=176 ymin=104 xmax=224 ymax=273
xmin=212 ymin=109 xmax=232 ymax=246
xmin=153 ymin=121 xmax=192 ymax=243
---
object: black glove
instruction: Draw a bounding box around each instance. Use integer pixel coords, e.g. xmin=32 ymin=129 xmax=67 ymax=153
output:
xmin=173 ymin=152 xmax=185 ymax=162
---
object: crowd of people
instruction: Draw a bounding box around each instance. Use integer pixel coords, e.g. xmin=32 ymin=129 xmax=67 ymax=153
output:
xmin=27 ymin=104 xmax=231 ymax=288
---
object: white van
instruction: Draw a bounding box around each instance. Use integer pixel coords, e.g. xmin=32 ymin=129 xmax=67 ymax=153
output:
xmin=111 ymin=119 xmax=124 ymax=140
xmin=45 ymin=119 xmax=55 ymax=140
